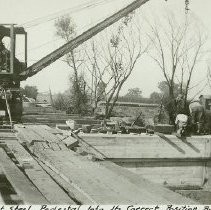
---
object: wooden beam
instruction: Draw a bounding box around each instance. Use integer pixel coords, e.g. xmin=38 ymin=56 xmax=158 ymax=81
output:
xmin=0 ymin=148 xmax=48 ymax=204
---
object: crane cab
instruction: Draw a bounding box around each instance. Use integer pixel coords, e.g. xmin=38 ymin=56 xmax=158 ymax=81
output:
xmin=0 ymin=24 xmax=27 ymax=123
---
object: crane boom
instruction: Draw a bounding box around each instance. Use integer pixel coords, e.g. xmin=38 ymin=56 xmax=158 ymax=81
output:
xmin=19 ymin=0 xmax=149 ymax=80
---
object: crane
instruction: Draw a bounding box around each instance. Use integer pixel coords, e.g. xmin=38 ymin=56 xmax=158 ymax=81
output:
xmin=0 ymin=0 xmax=189 ymax=122
xmin=0 ymin=0 xmax=150 ymax=122
xmin=19 ymin=0 xmax=149 ymax=80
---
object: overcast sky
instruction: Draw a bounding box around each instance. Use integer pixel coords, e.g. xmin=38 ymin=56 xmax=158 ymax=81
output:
xmin=0 ymin=0 xmax=211 ymax=97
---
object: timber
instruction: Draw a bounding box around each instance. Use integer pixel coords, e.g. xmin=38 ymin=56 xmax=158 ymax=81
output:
xmin=5 ymin=140 xmax=75 ymax=203
xmin=15 ymin=125 xmax=197 ymax=204
xmin=0 ymin=148 xmax=48 ymax=204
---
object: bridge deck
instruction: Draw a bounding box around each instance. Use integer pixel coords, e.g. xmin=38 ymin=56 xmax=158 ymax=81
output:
xmin=0 ymin=125 xmax=198 ymax=204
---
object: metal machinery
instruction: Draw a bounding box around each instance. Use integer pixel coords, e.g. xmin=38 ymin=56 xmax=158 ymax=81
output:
xmin=0 ymin=24 xmax=27 ymax=122
xmin=0 ymin=0 xmax=189 ymax=123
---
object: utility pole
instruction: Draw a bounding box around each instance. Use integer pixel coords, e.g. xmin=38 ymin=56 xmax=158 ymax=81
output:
xmin=49 ymin=87 xmax=54 ymax=107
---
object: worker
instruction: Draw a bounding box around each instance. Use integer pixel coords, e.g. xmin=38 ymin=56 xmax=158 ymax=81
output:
xmin=175 ymin=94 xmax=188 ymax=137
xmin=0 ymin=37 xmax=24 ymax=74
xmin=175 ymin=94 xmax=186 ymax=115
xmin=175 ymin=113 xmax=188 ymax=137
xmin=0 ymin=41 xmax=10 ymax=72
xmin=189 ymin=101 xmax=205 ymax=134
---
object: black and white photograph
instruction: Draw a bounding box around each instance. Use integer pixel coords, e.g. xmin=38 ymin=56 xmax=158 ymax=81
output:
xmin=0 ymin=0 xmax=211 ymax=204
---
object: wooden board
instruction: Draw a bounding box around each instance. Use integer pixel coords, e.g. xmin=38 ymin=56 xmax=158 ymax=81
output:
xmin=14 ymin=125 xmax=44 ymax=145
xmin=0 ymin=164 xmax=5 ymax=204
xmin=5 ymin=140 xmax=75 ymax=204
xmin=100 ymin=160 xmax=197 ymax=204
xmin=0 ymin=148 xmax=48 ymax=204
xmin=115 ymin=161 xmax=205 ymax=188
xmin=79 ymin=134 xmax=211 ymax=159
xmin=205 ymin=161 xmax=211 ymax=190
xmin=0 ymin=195 xmax=4 ymax=204
xmin=38 ymin=160 xmax=93 ymax=204
xmin=33 ymin=148 xmax=196 ymax=204
xmin=15 ymin=125 xmax=69 ymax=152
xmin=24 ymin=125 xmax=60 ymax=143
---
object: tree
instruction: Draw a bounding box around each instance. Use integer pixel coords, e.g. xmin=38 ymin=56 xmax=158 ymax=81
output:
xmin=22 ymin=85 xmax=38 ymax=100
xmin=148 ymin=13 xmax=206 ymax=123
xmin=69 ymin=74 xmax=90 ymax=114
xmin=84 ymin=14 xmax=149 ymax=119
xmin=55 ymin=15 xmax=89 ymax=114
xmin=53 ymin=93 xmax=68 ymax=111
xmin=118 ymin=88 xmax=143 ymax=103
xmin=124 ymin=88 xmax=142 ymax=99
xmin=150 ymin=91 xmax=161 ymax=103
xmin=158 ymin=81 xmax=181 ymax=98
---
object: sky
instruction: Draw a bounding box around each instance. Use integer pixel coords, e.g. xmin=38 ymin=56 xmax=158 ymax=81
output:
xmin=0 ymin=0 xmax=211 ymax=98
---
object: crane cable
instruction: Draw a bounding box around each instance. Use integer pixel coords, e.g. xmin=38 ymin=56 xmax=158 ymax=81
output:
xmin=16 ymin=0 xmax=126 ymax=56
xmin=18 ymin=0 xmax=118 ymax=29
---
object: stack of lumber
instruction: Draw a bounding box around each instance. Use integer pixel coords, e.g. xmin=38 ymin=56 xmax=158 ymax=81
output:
xmin=14 ymin=124 xmax=196 ymax=204
xmin=22 ymin=113 xmax=101 ymax=128
xmin=0 ymin=131 xmax=55 ymax=204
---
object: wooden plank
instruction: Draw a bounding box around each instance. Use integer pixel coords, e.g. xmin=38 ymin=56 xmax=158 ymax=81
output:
xmin=58 ymin=143 xmax=69 ymax=151
xmin=0 ymin=165 xmax=5 ymax=204
xmin=14 ymin=125 xmax=44 ymax=145
xmin=38 ymin=160 xmax=92 ymax=204
xmin=25 ymin=169 xmax=75 ymax=204
xmin=0 ymin=193 xmax=5 ymax=204
xmin=34 ymin=125 xmax=63 ymax=135
xmin=100 ymin=160 xmax=197 ymax=204
xmin=6 ymin=140 xmax=35 ymax=169
xmin=28 ymin=125 xmax=60 ymax=143
xmin=33 ymin=147 xmax=188 ymax=204
xmin=80 ymin=134 xmax=211 ymax=159
xmin=115 ymin=161 xmax=205 ymax=188
xmin=205 ymin=161 xmax=211 ymax=190
xmin=42 ymin=142 xmax=50 ymax=150
xmin=4 ymin=141 xmax=74 ymax=204
xmin=0 ymin=148 xmax=48 ymax=204
xmin=62 ymin=136 xmax=79 ymax=149
xmin=50 ymin=142 xmax=61 ymax=151
xmin=16 ymin=126 xmax=69 ymax=154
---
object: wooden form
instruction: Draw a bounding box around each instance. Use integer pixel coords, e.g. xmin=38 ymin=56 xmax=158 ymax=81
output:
xmin=79 ymin=134 xmax=211 ymax=159
xmin=79 ymin=133 xmax=211 ymax=189
xmin=16 ymin=124 xmax=197 ymax=204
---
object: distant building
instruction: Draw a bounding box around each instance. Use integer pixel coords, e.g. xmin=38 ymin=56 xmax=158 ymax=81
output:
xmin=95 ymin=101 xmax=166 ymax=123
